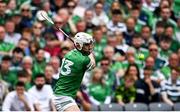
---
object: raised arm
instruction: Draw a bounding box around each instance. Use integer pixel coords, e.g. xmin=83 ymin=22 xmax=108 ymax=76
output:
xmin=87 ymin=53 xmax=96 ymax=70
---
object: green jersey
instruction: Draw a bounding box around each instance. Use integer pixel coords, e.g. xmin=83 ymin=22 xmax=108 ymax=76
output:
xmin=54 ymin=49 xmax=91 ymax=98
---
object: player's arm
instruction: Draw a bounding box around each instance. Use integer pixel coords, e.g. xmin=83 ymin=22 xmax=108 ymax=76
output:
xmin=87 ymin=53 xmax=96 ymax=70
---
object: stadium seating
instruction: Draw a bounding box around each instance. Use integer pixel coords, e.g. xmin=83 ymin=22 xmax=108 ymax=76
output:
xmin=173 ymin=102 xmax=180 ymax=111
xmin=99 ymin=103 xmax=123 ymax=111
xmin=149 ymin=102 xmax=173 ymax=111
xmin=90 ymin=105 xmax=99 ymax=111
xmin=124 ymin=103 xmax=148 ymax=111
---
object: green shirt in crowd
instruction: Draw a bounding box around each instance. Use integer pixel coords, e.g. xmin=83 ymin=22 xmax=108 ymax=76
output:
xmin=0 ymin=41 xmax=14 ymax=52
xmin=94 ymin=36 xmax=107 ymax=63
xmin=160 ymin=66 xmax=172 ymax=80
xmin=103 ymin=69 xmax=116 ymax=93
xmin=32 ymin=58 xmax=47 ymax=80
xmin=88 ymin=83 xmax=111 ymax=103
xmin=159 ymin=48 xmax=172 ymax=61
xmin=173 ymin=0 xmax=180 ymax=17
xmin=0 ymin=70 xmax=17 ymax=89
xmin=115 ymin=83 xmax=136 ymax=103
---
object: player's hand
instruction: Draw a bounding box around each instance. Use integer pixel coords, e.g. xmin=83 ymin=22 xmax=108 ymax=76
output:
xmin=76 ymin=91 xmax=84 ymax=102
xmin=89 ymin=53 xmax=96 ymax=68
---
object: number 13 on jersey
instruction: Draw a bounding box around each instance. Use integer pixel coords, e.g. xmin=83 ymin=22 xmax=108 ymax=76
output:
xmin=60 ymin=58 xmax=74 ymax=76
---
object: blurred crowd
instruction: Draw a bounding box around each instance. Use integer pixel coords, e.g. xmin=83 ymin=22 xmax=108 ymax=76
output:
xmin=0 ymin=0 xmax=180 ymax=111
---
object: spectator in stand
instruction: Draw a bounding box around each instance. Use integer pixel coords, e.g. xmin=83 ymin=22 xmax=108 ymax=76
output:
xmin=44 ymin=32 xmax=61 ymax=57
xmin=114 ymin=30 xmax=129 ymax=56
xmin=153 ymin=21 xmax=165 ymax=44
xmin=29 ymin=41 xmax=40 ymax=57
xmin=19 ymin=4 xmax=33 ymax=30
xmin=103 ymin=46 xmax=115 ymax=64
xmin=50 ymin=0 xmax=65 ymax=12
xmin=17 ymin=70 xmax=32 ymax=90
xmin=142 ymin=0 xmax=157 ymax=12
xmin=157 ymin=53 xmax=179 ymax=80
xmin=0 ymin=26 xmax=14 ymax=57
xmin=110 ymin=1 xmax=125 ymax=18
xmin=164 ymin=25 xmax=180 ymax=52
xmin=0 ymin=55 xmax=17 ymax=90
xmin=28 ymin=74 xmax=56 ymax=111
xmin=21 ymin=28 xmax=32 ymax=42
xmin=141 ymin=25 xmax=155 ymax=48
xmin=140 ymin=56 xmax=158 ymax=83
xmin=92 ymin=2 xmax=109 ymax=26
xmin=2 ymin=81 xmax=34 ymax=111
xmin=159 ymin=35 xmax=173 ymax=63
xmin=66 ymin=0 xmax=81 ymax=27
xmin=115 ymin=74 xmax=136 ymax=106
xmin=32 ymin=21 xmax=45 ymax=49
xmin=32 ymin=48 xmax=47 ymax=79
xmin=41 ymin=0 xmax=53 ymax=19
xmin=115 ymin=31 xmax=129 ymax=62
xmin=178 ymin=48 xmax=180 ymax=63
xmin=21 ymin=56 xmax=33 ymax=83
xmin=154 ymin=0 xmax=171 ymax=19
xmin=124 ymin=17 xmax=136 ymax=45
xmin=57 ymin=8 xmax=77 ymax=36
xmin=107 ymin=9 xmax=126 ymax=33
xmin=0 ymin=76 xmax=9 ymax=110
xmin=6 ymin=0 xmax=17 ymax=12
xmin=49 ymin=56 xmax=61 ymax=79
xmin=107 ymin=33 xmax=119 ymax=49
xmin=131 ymin=33 xmax=149 ymax=63
xmin=44 ymin=14 xmax=64 ymax=41
xmin=16 ymin=38 xmax=29 ymax=55
xmin=10 ymin=47 xmax=24 ymax=72
xmin=77 ymin=0 xmax=97 ymax=10
xmin=83 ymin=9 xmax=95 ymax=33
xmin=148 ymin=43 xmax=166 ymax=70
xmin=0 ymin=1 xmax=9 ymax=25
xmin=99 ymin=57 xmax=117 ymax=91
xmin=29 ymin=0 xmax=43 ymax=16
xmin=10 ymin=11 xmax=22 ymax=33
xmin=100 ymin=23 xmax=108 ymax=37
xmin=44 ymin=65 xmax=57 ymax=88
xmin=88 ymin=67 xmax=112 ymax=105
xmin=175 ymin=17 xmax=180 ymax=43
xmin=135 ymin=66 xmax=161 ymax=104
xmin=93 ymin=26 xmax=107 ymax=63
xmin=129 ymin=5 xmax=153 ymax=33
xmin=4 ymin=20 xmax=21 ymax=46
xmin=143 ymin=56 xmax=155 ymax=71
xmin=120 ymin=48 xmax=141 ymax=74
xmin=76 ymin=19 xmax=87 ymax=33
xmin=161 ymin=67 xmax=180 ymax=106
xmin=121 ymin=64 xmax=140 ymax=84
xmin=154 ymin=7 xmax=177 ymax=31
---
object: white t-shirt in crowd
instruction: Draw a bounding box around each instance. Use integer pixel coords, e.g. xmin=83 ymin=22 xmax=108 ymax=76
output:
xmin=2 ymin=91 xmax=34 ymax=111
xmin=28 ymin=85 xmax=53 ymax=111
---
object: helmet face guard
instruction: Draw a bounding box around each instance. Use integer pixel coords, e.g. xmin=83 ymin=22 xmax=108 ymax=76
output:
xmin=74 ymin=32 xmax=94 ymax=51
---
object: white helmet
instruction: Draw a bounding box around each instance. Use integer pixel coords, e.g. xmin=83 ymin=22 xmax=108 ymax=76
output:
xmin=74 ymin=32 xmax=93 ymax=50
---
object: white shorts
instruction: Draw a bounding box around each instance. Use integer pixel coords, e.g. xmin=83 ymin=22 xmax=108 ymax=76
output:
xmin=53 ymin=95 xmax=78 ymax=111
